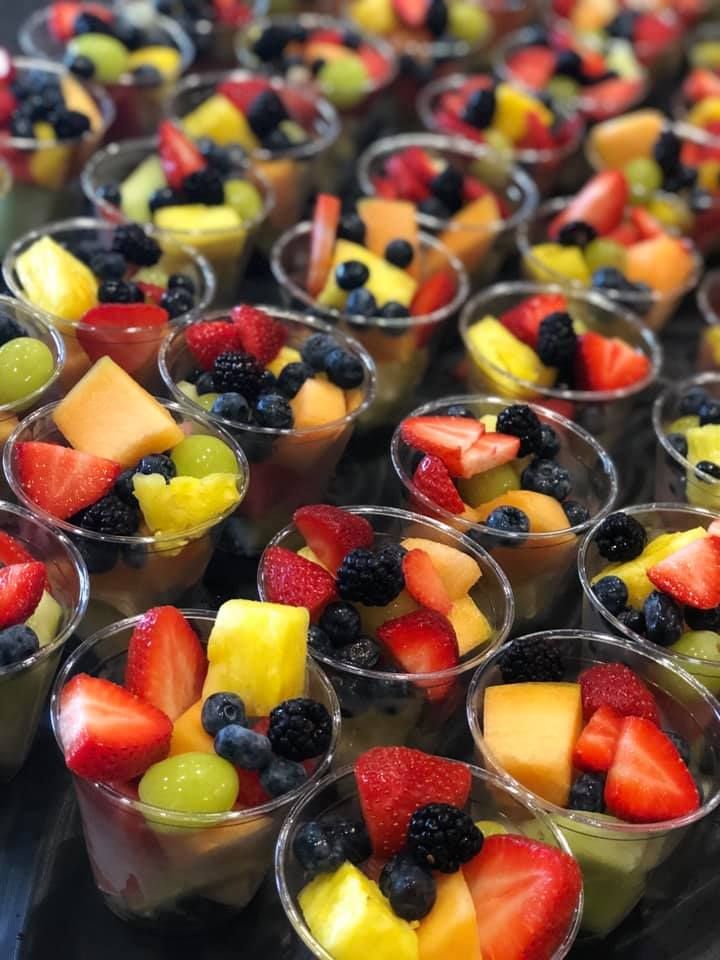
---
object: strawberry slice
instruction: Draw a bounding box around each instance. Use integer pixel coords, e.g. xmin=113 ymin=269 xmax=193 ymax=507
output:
xmin=605 ymin=717 xmax=700 ymax=823
xmin=605 ymin=221 xmax=641 ymax=247
xmin=49 ymin=3 xmax=113 ymax=41
xmin=307 ymin=194 xmax=341 ymax=298
xmin=634 ymin=13 xmax=681 ymax=58
xmin=506 ymin=46 xmax=557 ymax=89
xmin=548 ymin=171 xmax=628 ymax=239
xmin=399 ymin=146 xmax=438 ymax=186
xmin=157 ymin=120 xmax=206 ymax=191
xmin=579 ymin=663 xmax=660 ymax=724
xmin=412 ymin=454 xmax=465 ymax=514
xmin=293 ymin=504 xmax=374 ymax=574
xmin=385 ymin=152 xmax=430 ymax=202
xmin=371 ymin=175 xmax=399 ymax=199
xmin=410 ymin=270 xmax=457 ymax=319
xmin=355 ymin=746 xmax=471 ymax=856
xmin=212 ymin=0 xmax=252 ymax=26
xmin=573 ymin=332 xmax=652 ymax=392
xmin=392 ymin=0 xmax=431 ymax=27
xmin=135 ymin=281 xmax=166 ymax=305
xmin=218 ymin=77 xmax=273 ymax=115
xmin=14 ymin=442 xmax=122 ymax=521
xmin=572 ymin=704 xmax=623 ymax=773
xmin=0 ymin=531 xmax=36 ymax=567
xmin=401 ymin=416 xmax=521 ymax=478
xmin=262 ymin=545 xmax=337 ymax=621
xmin=684 ymin=68 xmax=720 ymax=104
xmin=516 ymin=110 xmax=556 ymax=151
xmin=0 ymin=562 xmax=46 ymax=629
xmin=583 ymin=78 xmax=645 ymax=123
xmin=463 ymin=835 xmax=582 ymax=960
xmin=185 ymin=319 xmax=245 ymax=370
xmin=402 ymin=549 xmax=452 ymax=615
xmin=630 ymin=206 xmax=664 ymax=240
xmin=377 ymin=609 xmax=458 ymax=701
xmin=499 ymin=292 xmax=568 ymax=348
xmin=647 ymin=535 xmax=720 ymax=610
xmin=58 ymin=674 xmax=172 ymax=782
xmin=231 ymin=304 xmax=288 ymax=365
xmin=125 ymin=607 xmax=207 ymax=722
xmin=76 ymin=304 xmax=169 ymax=374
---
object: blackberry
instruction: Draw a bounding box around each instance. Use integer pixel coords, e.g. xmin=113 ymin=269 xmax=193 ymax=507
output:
xmin=334 ymin=637 xmax=381 ymax=669
xmin=384 ymin=239 xmax=414 ymax=268
xmin=253 ymin=392 xmax=294 ymax=428
xmin=168 ymin=273 xmax=196 ymax=295
xmin=486 ymin=505 xmax=529 ymax=536
xmin=318 ymin=601 xmax=361 ymax=646
xmin=300 ymin=333 xmax=338 ymax=371
xmin=73 ymin=11 xmax=115 ymax=35
xmin=446 ymin=404 xmax=476 ymax=419
xmin=160 ymin=287 xmax=195 ymax=319
xmin=616 ymin=606 xmax=646 ymax=636
xmin=594 ymin=512 xmax=647 ymax=562
xmin=96 ymin=182 xmax=121 ymax=207
xmin=346 ymin=288 xmax=377 ymax=317
xmin=253 ymin=24 xmax=292 ymax=61
xmin=679 ymin=387 xmax=708 ymax=416
xmin=592 ymin=575 xmax=629 ymax=615
xmin=496 ymin=403 xmax=543 ymax=456
xmin=136 ymin=453 xmax=176 ymax=482
xmin=429 ymin=165 xmax=464 ymax=214
xmin=211 ymin=392 xmax=251 ymax=422
xmin=325 ymin=349 xmax=364 ymax=389
xmin=425 ymin=0 xmax=449 ymax=37
xmin=537 ymin=423 xmax=560 ymax=459
xmin=98 ymin=279 xmax=143 ymax=304
xmin=201 ymin=691 xmax=247 ymax=735
xmin=380 ymin=854 xmax=436 ymax=921
xmin=308 ymin=625 xmax=332 ymax=655
xmin=51 ymin=108 xmax=90 ymax=140
xmin=182 ymin=168 xmax=225 ymax=205
xmin=72 ymin=494 xmax=140 ymax=536
xmin=112 ymin=224 xmax=161 ymax=266
xmin=149 ymin=186 xmax=182 ymax=212
xmin=569 ymin=773 xmax=604 ymax=812
xmin=212 ymin=350 xmax=265 ymax=399
xmin=337 ymin=545 xmax=405 ymax=606
xmin=521 ymin=458 xmax=571 ymax=500
xmin=643 ymin=590 xmax=684 ymax=647
xmin=499 ymin=636 xmax=565 ymax=683
xmin=268 ymin=697 xmax=333 ymax=761
xmin=0 ymin=625 xmax=39 ymax=667
xmin=666 ymin=432 xmax=688 ymax=459
xmin=462 ymin=87 xmax=496 ymax=129
xmin=114 ymin=468 xmax=138 ymax=504
xmin=337 ymin=212 xmax=366 ymax=244
xmin=0 ymin=313 xmax=26 ymax=346
xmin=277 ymin=361 xmax=314 ymax=398
xmin=557 ymin=220 xmax=597 ymax=248
xmin=215 ymin=725 xmax=272 ymax=769
xmin=407 ymin=803 xmax=483 ymax=873
xmin=247 ymin=89 xmax=288 ymax=138
xmin=653 ymin=129 xmax=682 ymax=175
xmin=696 ymin=460 xmax=720 ymax=481
xmin=684 ymin=605 xmax=720 ymax=631
xmin=335 ymin=260 xmax=369 ymax=291
xmin=67 ymin=55 xmax=95 ymax=80
xmin=324 ymin=817 xmax=371 ymax=864
xmin=536 ymin=311 xmax=577 ymax=369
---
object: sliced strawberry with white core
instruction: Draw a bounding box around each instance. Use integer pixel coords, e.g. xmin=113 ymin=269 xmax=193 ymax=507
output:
xmin=400 ymin=416 xmax=484 ymax=477
xmin=217 ymin=77 xmax=273 ymax=114
xmin=0 ymin=561 xmax=46 ymax=628
xmin=185 ymin=320 xmax=245 ymax=370
xmin=402 ymin=549 xmax=452 ymax=615
xmin=499 ymin=293 xmax=568 ymax=348
xmin=573 ymin=332 xmax=652 ymax=392
xmin=572 ymin=704 xmax=623 ymax=773
xmin=293 ymin=504 xmax=374 ymax=574
xmin=412 ymin=454 xmax=465 ymax=514
xmin=548 ymin=171 xmax=629 ymax=240
xmin=647 ymin=535 xmax=720 ymax=610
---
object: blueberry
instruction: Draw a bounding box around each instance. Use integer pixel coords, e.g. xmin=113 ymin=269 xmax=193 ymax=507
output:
xmin=654 ymin=130 xmax=686 ymax=176
xmin=379 ymin=854 xmax=436 ymax=921
xmin=319 ymin=601 xmax=361 ymax=646
xmin=616 ymin=606 xmax=646 ymax=636
xmin=521 ymin=459 xmax=571 ymax=500
xmin=292 ymin=821 xmax=345 ymax=875
xmin=335 ymin=260 xmax=370 ymax=291
xmin=643 ymin=590 xmax=684 ymax=647
xmin=132 ymin=64 xmax=163 ymax=87
xmin=335 ymin=637 xmax=381 ymax=668
xmin=380 ymin=301 xmax=410 ymax=319
xmin=325 ymin=349 xmax=364 ymax=389
xmin=0 ymin=625 xmax=39 ymax=667
xmin=277 ymin=361 xmax=314 ymax=398
xmin=260 ymin=756 xmax=308 ymax=796
xmin=569 ymin=773 xmax=605 ymax=812
xmin=114 ymin=468 xmax=138 ymax=504
xmin=462 ymin=87 xmax=496 ymax=129
xmin=247 ymin=89 xmax=288 ymax=139
xmin=429 ymin=165 xmax=464 ymax=214
xmin=201 ymin=692 xmax=247 ymax=736
xmin=161 ymin=287 xmax=195 ymax=320
xmin=67 ymin=54 xmax=95 ymax=80
xmin=253 ymin=392 xmax=293 ymax=429
xmin=301 ymin=333 xmax=337 ymax=371
xmin=684 ymin=605 xmax=720 ymax=631
xmin=122 ymin=542 xmax=147 ymax=569
xmin=89 ymin=251 xmax=126 ymax=281
xmin=345 ymin=287 xmax=377 ymax=317
xmin=696 ymin=460 xmax=720 ymax=481
xmin=679 ymin=387 xmax=708 ymax=416
xmin=196 ymin=371 xmax=216 ymax=394
xmin=99 ymin=279 xmax=143 ymax=304
xmin=425 ymin=0 xmax=449 ymax=37
xmin=557 ymin=220 xmax=597 ymax=248
xmin=308 ymin=624 xmax=333 ymax=655
xmin=554 ymin=48 xmax=584 ymax=82
xmin=214 ymin=724 xmax=271 ymax=769
xmin=211 ymin=392 xmax=251 ymax=423
xmin=698 ymin=399 xmax=720 ymax=425
xmin=486 ymin=505 xmax=529 ymax=536
xmin=73 ymin=11 xmax=115 ymax=35
xmin=253 ymin=24 xmax=292 ymax=61
xmin=537 ymin=424 xmax=560 ymax=459
xmin=592 ymin=575 xmax=628 ymax=615
xmin=384 ymin=239 xmax=414 ymax=268
xmin=136 ymin=453 xmax=176 ymax=482
xmin=446 ymin=404 xmax=476 ymax=419
xmin=149 ymin=186 xmax=182 ymax=212
xmin=337 ymin=212 xmax=366 ymax=244
xmin=418 ymin=196 xmax=450 ymax=219
xmin=168 ymin=273 xmax=196 ymax=295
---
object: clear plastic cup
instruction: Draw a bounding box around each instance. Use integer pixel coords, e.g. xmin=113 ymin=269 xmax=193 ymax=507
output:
xmin=19 ymin=9 xmax=195 ymax=139
xmin=578 ymin=503 xmax=720 ymax=695
xmin=391 ymin=395 xmax=619 ymax=634
xmin=50 ymin=611 xmax=340 ymax=931
xmin=258 ymin=505 xmax=514 ymax=764
xmin=270 ymin=223 xmax=469 ymax=426
xmin=3 ymin=217 xmax=215 ymax=392
xmin=697 ymin=272 xmax=720 ymax=373
xmin=276 ymin=762 xmax=583 ymax=960
xmin=3 ymin=401 xmax=249 ymax=632
xmin=467 ymin=629 xmax=720 ymax=937
xmin=357 ymin=132 xmax=538 ymax=286
xmin=0 ymin=501 xmax=88 ymax=783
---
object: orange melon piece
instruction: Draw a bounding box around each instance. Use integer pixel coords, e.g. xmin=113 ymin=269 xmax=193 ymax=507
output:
xmin=400 ymin=537 xmax=481 ymax=599
xmin=256 ymin=157 xmax=300 ymax=230
xmin=417 ymin=869 xmax=482 ymax=960
xmin=170 ymin=700 xmax=214 ymax=756
xmin=474 ymin=490 xmax=570 ymax=535
xmin=358 ymin=198 xmax=420 ymax=278
xmin=589 ymin=110 xmax=666 ymax=170
xmin=448 ymin=595 xmax=492 ymax=657
xmin=625 ymin=234 xmax=696 ymax=295
xmin=303 ymin=41 xmax=351 ymax=65
xmin=52 ymin=356 xmax=184 ymax=467
xmin=571 ymin=0 xmax=619 ymax=30
xmin=426 ymin=193 xmax=500 ymax=275
xmin=290 ymin=377 xmax=347 ymax=429
xmin=0 ymin=414 xmax=19 ymax=444
xmin=345 ymin=387 xmax=365 ymax=414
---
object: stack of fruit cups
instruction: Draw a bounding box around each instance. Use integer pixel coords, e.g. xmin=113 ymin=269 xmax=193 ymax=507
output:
xmin=467 ymin=629 xmax=720 ymax=938
xmin=0 ymin=501 xmax=89 ymax=783
xmin=50 ymin=608 xmax=340 ymax=930
xmin=391 ymin=396 xmax=618 ymax=633
xmin=258 ymin=505 xmax=514 ymax=763
xmin=697 ymin=272 xmax=720 ymax=372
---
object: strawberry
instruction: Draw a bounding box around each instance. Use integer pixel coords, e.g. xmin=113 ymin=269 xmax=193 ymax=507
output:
xmin=262 ymin=546 xmax=337 ymax=621
xmin=355 ymin=746 xmax=471 ymax=856
xmin=0 ymin=85 xmax=17 ymax=127
xmin=412 ymin=454 xmax=465 ymax=514
xmin=401 ymin=416 xmax=521 ymax=478
xmin=0 ymin=531 xmax=35 ymax=567
xmin=49 ymin=3 xmax=113 ymax=41
xmin=0 ymin=562 xmax=46 ymax=628
xmin=218 ymin=77 xmax=273 ymax=114
xmin=604 ymin=221 xmax=641 ymax=247
xmin=549 ymin=171 xmax=628 ymax=239
xmin=392 ymin=0 xmax=431 ymax=28
xmin=463 ymin=835 xmax=582 ymax=960
xmin=385 ymin=152 xmax=430 ymax=202
xmin=58 ymin=674 xmax=172 ymax=782
xmin=647 ymin=534 xmax=720 ymax=610
xmin=634 ymin=13 xmax=681 ymax=58
xmin=506 ymin=46 xmax=557 ymax=89
xmin=499 ymin=293 xmax=568 ymax=348
xmin=357 ymin=44 xmax=392 ymax=84
xmin=235 ymin=767 xmax=271 ymax=808
xmin=463 ymin=176 xmax=491 ymax=203
xmin=516 ymin=110 xmax=556 ymax=151
xmin=293 ymin=504 xmax=374 ymax=574
xmin=231 ymin=304 xmax=288 ymax=365
xmin=135 ymin=282 xmax=166 ymax=305
xmin=14 ymin=442 xmax=122 ymax=521
xmin=434 ymin=108 xmax=484 ymax=142
xmin=402 ymin=549 xmax=452 ymax=615
xmin=307 ymin=193 xmax=341 ymax=297
xmin=583 ymin=78 xmax=645 ymax=123
xmin=630 ymin=206 xmax=664 ymax=240
xmin=125 ymin=607 xmax=207 ymax=722
xmin=157 ymin=120 xmax=205 ymax=191
xmin=371 ymin=175 xmax=399 ymax=199
xmin=709 ymin=519 xmax=720 ymax=539
xmin=185 ymin=320 xmax=245 ymax=370
xmin=604 ymin=717 xmax=700 ymax=823
xmin=410 ymin=270 xmax=457 ymax=319
xmin=212 ymin=0 xmax=252 ymax=26
xmin=399 ymin=146 xmax=438 ymax=186
xmin=377 ymin=609 xmax=458 ymax=700
xmin=579 ymin=663 xmax=660 ymax=724
xmin=684 ymin=68 xmax=720 ymax=104
xmin=573 ymin=332 xmax=652 ymax=392
xmin=77 ymin=303 xmax=169 ymax=374
xmin=572 ymin=704 xmax=623 ymax=773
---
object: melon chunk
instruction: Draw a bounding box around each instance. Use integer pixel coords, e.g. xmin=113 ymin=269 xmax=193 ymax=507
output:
xmin=290 ymin=377 xmax=347 ymax=428
xmin=426 ymin=194 xmax=501 ymax=275
xmin=170 ymin=700 xmax=214 ymax=756
xmin=400 ymin=537 xmax=482 ymax=599
xmin=358 ymin=198 xmax=419 ymax=278
xmin=448 ymin=595 xmax=492 ymax=657
xmin=417 ymin=869 xmax=481 ymax=960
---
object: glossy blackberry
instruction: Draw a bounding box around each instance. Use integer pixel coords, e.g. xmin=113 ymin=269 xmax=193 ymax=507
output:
xmin=679 ymin=387 xmax=709 ymax=416
xmin=136 ymin=454 xmax=176 ymax=482
xmin=696 ymin=460 xmax=720 ymax=481
xmin=98 ymin=279 xmax=144 ymax=304
xmin=319 ymin=601 xmax=361 ymax=646
xmin=407 ymin=803 xmax=483 ymax=873
xmin=161 ymin=287 xmax=195 ymax=319
xmin=0 ymin=313 xmax=26 ymax=347
xmin=96 ymin=182 xmax=121 ymax=207
xmin=300 ymin=333 xmax=338 ymax=371
xmin=89 ymin=251 xmax=126 ymax=281
xmin=73 ymin=11 xmax=115 ymax=35
xmin=446 ymin=404 xmax=476 ymax=419
xmin=554 ymin=48 xmax=584 ymax=82
xmin=384 ymin=239 xmax=414 ymax=268
xmin=594 ymin=512 xmax=647 ymax=562
xmin=684 ymin=605 xmax=720 ymax=631
xmin=182 ymin=167 xmax=225 ymax=205
xmin=268 ymin=697 xmax=333 ymax=761
xmin=168 ymin=273 xmax=196 ymax=295
xmin=114 ymin=468 xmax=138 ymax=504
xmin=253 ymin=392 xmax=294 ymax=428
xmin=308 ymin=624 xmax=332 ymax=655
xmin=247 ymin=89 xmax=288 ymax=138
xmin=335 ymin=260 xmax=369 ymax=291
xmin=429 ymin=165 xmax=464 ymax=214
xmin=462 ymin=87 xmax=496 ymax=129
xmin=149 ymin=186 xmax=182 ymax=212
xmin=337 ymin=212 xmax=366 ymax=244
xmin=499 ymin=636 xmax=565 ymax=683
xmin=496 ymin=403 xmax=543 ymax=456
xmin=334 ymin=637 xmax=381 ymax=668
xmin=379 ymin=854 xmax=436 ymax=922
xmin=536 ymin=311 xmax=577 ymax=369
xmin=0 ymin=625 xmax=39 ymax=667
xmin=616 ymin=606 xmax=646 ymax=636
xmin=112 ymin=224 xmax=161 ymax=267
xmin=666 ymin=432 xmax=688 ymax=459
xmin=325 ymin=349 xmax=364 ymax=389
xmin=67 ymin=55 xmax=95 ymax=80
xmin=569 ymin=773 xmax=605 ymax=812
xmin=592 ymin=575 xmax=629 ymax=616
xmin=643 ymin=590 xmax=684 ymax=647
xmin=521 ymin=458 xmax=571 ymax=500
xmin=698 ymin=399 xmax=720 ymax=425
xmin=346 ymin=288 xmax=378 ymax=317
xmin=51 ymin=108 xmax=90 ymax=140
xmin=276 ymin=361 xmax=314 ymax=399
xmin=253 ymin=24 xmax=292 ymax=61
xmin=72 ymin=494 xmax=140 ymax=536
xmin=337 ymin=545 xmax=405 ymax=606
xmin=665 ymin=731 xmax=691 ymax=765
xmin=201 ymin=692 xmax=247 ymax=736
xmin=325 ymin=817 xmax=371 ymax=864
xmin=215 ymin=724 xmax=272 ymax=769
xmin=557 ymin=220 xmax=597 ymax=248
xmin=486 ymin=505 xmax=529 ymax=535
xmin=537 ymin=423 xmax=560 ymax=459
xmin=212 ymin=350 xmax=265 ymax=399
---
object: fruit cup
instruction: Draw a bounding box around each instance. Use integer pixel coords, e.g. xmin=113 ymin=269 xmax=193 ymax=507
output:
xmin=3 ymin=401 xmax=249 ymax=631
xmin=3 ymin=217 xmax=215 ymax=392
xmin=0 ymin=501 xmax=88 ymax=783
xmin=50 ymin=610 xmax=340 ymax=930
xmin=356 ymin=133 xmax=538 ymax=288
xmin=697 ymin=271 xmax=720 ymax=372
xmin=391 ymin=396 xmax=619 ymax=634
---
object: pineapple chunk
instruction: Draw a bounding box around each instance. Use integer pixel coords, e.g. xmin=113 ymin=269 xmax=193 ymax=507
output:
xmin=133 ymin=473 xmax=240 ymax=534
xmin=183 ymin=93 xmax=259 ymax=150
xmin=15 ymin=235 xmax=97 ymax=322
xmin=268 ymin=346 xmax=302 ymax=378
xmin=687 ymin=424 xmax=720 ymax=466
xmin=317 ymin=240 xmax=417 ymax=310
xmin=400 ymin=538 xmax=482 ymax=599
xmin=494 ymin=82 xmax=552 ymax=143
xmin=127 ymin=46 xmax=182 ymax=80
xmin=525 ymin=243 xmax=591 ymax=285
xmin=466 ymin=317 xmax=556 ymax=394
xmin=448 ymin=595 xmax=492 ymax=657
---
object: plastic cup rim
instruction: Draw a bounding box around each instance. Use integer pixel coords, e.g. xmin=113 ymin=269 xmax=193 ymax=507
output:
xmin=0 ymin=293 xmax=66 ymax=417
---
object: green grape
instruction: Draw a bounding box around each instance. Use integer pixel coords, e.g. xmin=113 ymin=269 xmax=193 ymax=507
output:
xmin=279 ymin=119 xmax=307 ymax=145
xmin=670 ymin=631 xmax=720 ymax=694
xmin=134 ymin=266 xmax=169 ymax=287
xmin=584 ymin=238 xmax=627 ymax=274
xmin=691 ymin=41 xmax=720 ymax=70
xmin=138 ymin=752 xmax=239 ymax=813
xmin=68 ymin=34 xmax=129 ymax=84
xmin=624 ymin=157 xmax=662 ymax=199
xmin=475 ymin=819 xmax=510 ymax=837
xmin=171 ymin=434 xmax=238 ymax=477
xmin=457 ymin=463 xmax=519 ymax=506
xmin=0 ymin=338 xmax=54 ymax=404
xmin=223 ymin=179 xmax=264 ymax=223
xmin=177 ymin=380 xmax=199 ymax=403
xmin=449 ymin=2 xmax=490 ymax=43
xmin=318 ymin=56 xmax=370 ymax=110
xmin=546 ymin=76 xmax=579 ymax=104
xmin=197 ymin=392 xmax=220 ymax=412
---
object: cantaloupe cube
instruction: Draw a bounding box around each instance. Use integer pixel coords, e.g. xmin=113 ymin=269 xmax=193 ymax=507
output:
xmin=589 ymin=109 xmax=665 ymax=170
xmin=426 ymin=194 xmax=501 ymax=275
xmin=417 ymin=870 xmax=481 ymax=960
xmin=483 ymin=682 xmax=583 ymax=806
xmin=400 ymin=538 xmax=481 ymax=599
xmin=475 ymin=490 xmax=571 ymax=536
xmin=448 ymin=595 xmax=492 ymax=656
xmin=291 ymin=377 xmax=347 ymax=428
xmin=625 ymin=234 xmax=695 ymax=295
xmin=52 ymin=357 xmax=184 ymax=467
xmin=358 ymin=198 xmax=420 ymax=278
xmin=170 ymin=700 xmax=214 ymax=756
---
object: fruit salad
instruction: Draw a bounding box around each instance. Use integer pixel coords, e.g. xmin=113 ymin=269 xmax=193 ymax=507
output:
xmin=4 ymin=217 xmax=213 ymax=390
xmin=392 ymin=396 xmax=618 ymax=632
xmin=518 ymin=171 xmax=701 ymax=331
xmin=160 ymin=305 xmax=375 ymax=556
xmin=20 ymin=2 xmax=194 ymax=138
xmin=258 ymin=504 xmax=512 ymax=761
xmin=677 ymin=24 xmax=720 ymax=144
xmin=3 ymin=357 xmax=248 ymax=622
xmin=51 ymin=601 xmax=339 ymax=929
xmin=468 ymin=630 xmax=720 ymax=936
xmin=357 ymin=133 xmax=538 ymax=283
xmin=697 ymin=271 xmax=720 ymax=373
xmin=278 ymin=746 xmax=583 ymax=960
xmin=0 ymin=502 xmax=88 ymax=783
xmin=271 ymin=192 xmax=468 ymax=424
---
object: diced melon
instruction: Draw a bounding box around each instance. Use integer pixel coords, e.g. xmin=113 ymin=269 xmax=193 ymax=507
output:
xmin=120 ymin=155 xmax=168 ymax=223
xmin=317 ymin=239 xmax=417 ymax=310
xmin=170 ymin=700 xmax=214 ymax=756
xmin=400 ymin=537 xmax=482 ymax=599
xmin=589 ymin=109 xmax=665 ymax=170
xmin=25 ymin=590 xmax=62 ymax=646
xmin=448 ymin=595 xmax=492 ymax=657
xmin=183 ymin=93 xmax=259 ymax=150
xmin=426 ymin=194 xmax=501 ymax=275
xmin=475 ymin=490 xmax=571 ymax=535
xmin=357 ymin=198 xmax=419 ymax=278
xmin=268 ymin=345 xmax=302 ymax=378
xmin=417 ymin=870 xmax=481 ymax=960
xmin=625 ymin=234 xmax=695 ymax=295
xmin=290 ymin=377 xmax=347 ymax=428
xmin=466 ymin=316 xmax=556 ymax=393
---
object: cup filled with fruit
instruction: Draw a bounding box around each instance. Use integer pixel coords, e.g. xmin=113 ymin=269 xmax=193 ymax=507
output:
xmin=579 ymin=504 xmax=720 ymax=696
xmin=51 ymin=599 xmax=340 ymax=930
xmin=697 ymin=271 xmax=720 ymax=373
xmin=276 ymin=745 xmax=583 ymax=960
xmin=271 ymin=193 xmax=469 ymax=426
xmin=391 ymin=396 xmax=618 ymax=633
xmin=258 ymin=503 xmax=513 ymax=762
xmin=3 ymin=357 xmax=249 ymax=626
xmin=517 ymin=171 xmax=702 ymax=332
xmin=81 ymin=122 xmax=272 ymax=307
xmin=553 ymin=0 xmax=706 ymax=32
xmin=467 ymin=629 xmax=720 ymax=937
xmin=19 ymin=2 xmax=194 ymax=138
xmin=673 ymin=21 xmax=720 ymax=138
xmin=4 ymin=218 xmax=214 ymax=392
xmin=0 ymin=501 xmax=88 ymax=783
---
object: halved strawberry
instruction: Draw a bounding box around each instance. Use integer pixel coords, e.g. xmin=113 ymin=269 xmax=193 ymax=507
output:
xmin=0 ymin=85 xmax=17 ymax=127
xmin=377 ymin=609 xmax=458 ymax=700
xmin=385 ymin=152 xmax=430 ymax=202
xmin=371 ymin=175 xmax=399 ymax=199
xmin=647 ymin=534 xmax=720 ymax=610
xmin=49 ymin=3 xmax=113 ymax=42
xmin=392 ymin=0 xmax=431 ymax=27
xmin=572 ymin=704 xmax=623 ymax=773
xmin=499 ymin=293 xmax=568 ymax=348
xmin=549 ymin=171 xmax=628 ymax=239
xmin=684 ymin=68 xmax=720 ymax=104
xmin=157 ymin=120 xmax=206 ymax=191
xmin=634 ymin=12 xmax=681 ymax=58
xmin=262 ymin=546 xmax=337 ymax=621
xmin=463 ymin=176 xmax=491 ymax=203
xmin=0 ymin=531 xmax=35 ymax=567
xmin=583 ymin=78 xmax=645 ymax=123
xmin=218 ymin=77 xmax=273 ymax=114
xmin=506 ymin=46 xmax=557 ymax=89
xmin=399 ymin=146 xmax=438 ymax=186
xmin=14 ymin=442 xmax=122 ymax=521
xmin=307 ymin=193 xmax=341 ymax=298
xmin=463 ymin=835 xmax=582 ymax=960
xmin=401 ymin=415 xmax=484 ymax=476
xmin=630 ymin=206 xmax=664 ymax=240
xmin=212 ymin=0 xmax=252 ymax=26
xmin=76 ymin=303 xmax=169 ymax=373
xmin=516 ymin=110 xmax=556 ymax=151
xmin=604 ymin=221 xmax=642 ymax=247
xmin=579 ymin=662 xmax=660 ymax=724
xmin=185 ymin=319 xmax=245 ymax=370
xmin=125 ymin=607 xmax=207 ymax=722
xmin=410 ymin=270 xmax=457 ymax=322
xmin=293 ymin=504 xmax=374 ymax=574
xmin=573 ymin=332 xmax=652 ymax=392
xmin=0 ymin=562 xmax=46 ymax=629
xmin=58 ymin=674 xmax=172 ymax=782
xmin=605 ymin=717 xmax=700 ymax=823
xmin=231 ymin=304 xmax=288 ymax=365
xmin=355 ymin=746 xmax=471 ymax=856
xmin=402 ymin=549 xmax=452 ymax=615
xmin=412 ymin=454 xmax=465 ymax=514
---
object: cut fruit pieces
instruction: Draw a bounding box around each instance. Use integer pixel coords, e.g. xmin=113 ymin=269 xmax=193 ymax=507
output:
xmin=15 ymin=235 xmax=98 ymax=323
xmin=358 ymin=198 xmax=419 ymax=278
xmin=400 ymin=537 xmax=481 ymax=598
xmin=417 ymin=869 xmax=480 ymax=960
xmin=294 ymin=504 xmax=374 ymax=574
xmin=307 ymin=194 xmax=341 ymax=297
xmin=647 ymin=534 xmax=720 ymax=610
